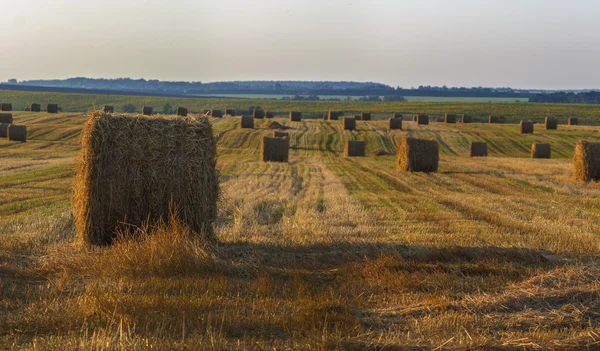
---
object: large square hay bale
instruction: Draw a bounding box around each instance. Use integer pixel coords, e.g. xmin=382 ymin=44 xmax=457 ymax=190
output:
xmin=328 ymin=111 xmax=339 ymax=120
xmin=47 ymin=104 xmax=59 ymax=113
xmin=520 ymin=120 xmax=534 ymax=134
xmin=31 ymin=103 xmax=41 ymax=112
xmin=74 ymin=112 xmax=218 ymax=246
xmin=343 ymin=117 xmax=356 ymax=130
xmin=142 ymin=106 xmax=153 ymax=115
xmin=290 ymin=111 xmax=302 ymax=121
xmin=470 ymin=141 xmax=487 ymax=157
xmin=396 ymin=137 xmax=439 ymax=172
xmin=176 ymin=107 xmax=188 ymax=116
xmin=531 ymin=143 xmax=551 ymax=158
xmin=489 ymin=116 xmax=505 ymax=124
xmin=265 ymin=111 xmax=274 ymax=118
xmin=344 ymin=140 xmax=365 ymax=157
xmin=361 ymin=112 xmax=371 ymax=121
xmin=462 ymin=115 xmax=472 ymax=123
xmin=0 ymin=123 xmax=7 ymax=137
xmin=273 ymin=131 xmax=289 ymax=138
xmin=7 ymin=124 xmax=26 ymax=142
xmin=240 ymin=116 xmax=254 ymax=128
xmin=103 ymin=105 xmax=114 ymax=113
xmin=445 ymin=114 xmax=457 ymax=123
xmin=260 ymin=136 xmax=289 ymax=162
xmin=568 ymin=117 xmax=578 ymax=125
xmin=0 ymin=113 xmax=13 ymax=124
xmin=225 ymin=108 xmax=235 ymax=116
xmin=545 ymin=116 xmax=558 ymax=130
xmin=211 ymin=109 xmax=223 ymax=118
xmin=393 ymin=113 xmax=402 ymax=119
xmin=253 ymin=108 xmax=265 ymax=119
xmin=417 ymin=114 xmax=429 ymax=125
xmin=574 ymin=140 xmax=600 ymax=181
xmin=389 ymin=118 xmax=402 ymax=130
xmin=1 ymin=103 xmax=12 ymax=111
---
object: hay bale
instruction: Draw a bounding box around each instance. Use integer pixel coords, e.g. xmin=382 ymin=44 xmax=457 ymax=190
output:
xmin=103 ymin=105 xmax=115 ymax=113
xmin=574 ymin=140 xmax=600 ymax=181
xmin=1 ymin=103 xmax=12 ymax=111
xmin=176 ymin=107 xmax=188 ymax=117
xmin=389 ymin=118 xmax=402 ymax=130
xmin=225 ymin=108 xmax=235 ymax=116
xmin=7 ymin=124 xmax=26 ymax=142
xmin=290 ymin=111 xmax=302 ymax=121
xmin=24 ymin=107 xmax=30 ymax=112
xmin=545 ymin=116 xmax=558 ymax=130
xmin=396 ymin=137 xmax=439 ymax=172
xmin=568 ymin=117 xmax=578 ymax=126
xmin=142 ymin=106 xmax=153 ymax=116
xmin=489 ymin=116 xmax=505 ymax=124
xmin=74 ymin=112 xmax=218 ymax=246
xmin=240 ymin=116 xmax=254 ymax=128
xmin=30 ymin=103 xmax=41 ymax=112
xmin=531 ymin=143 xmax=551 ymax=159
xmin=342 ymin=117 xmax=356 ymax=130
xmin=462 ymin=115 xmax=472 ymax=123
xmin=328 ymin=111 xmax=339 ymax=120
xmin=0 ymin=113 xmax=13 ymax=124
xmin=265 ymin=111 xmax=274 ymax=118
xmin=519 ymin=120 xmax=534 ymax=134
xmin=361 ymin=112 xmax=371 ymax=121
xmin=273 ymin=131 xmax=289 ymax=138
xmin=260 ymin=136 xmax=289 ymax=162
xmin=393 ymin=113 xmax=402 ymax=119
xmin=470 ymin=142 xmax=487 ymax=157
xmin=417 ymin=114 xmax=429 ymax=125
xmin=0 ymin=123 xmax=7 ymax=138
xmin=211 ymin=110 xmax=223 ymax=118
xmin=344 ymin=140 xmax=365 ymax=157
xmin=354 ymin=114 xmax=362 ymax=120
xmin=47 ymin=104 xmax=59 ymax=113
xmin=253 ymin=108 xmax=265 ymax=119
xmin=445 ymin=114 xmax=457 ymax=123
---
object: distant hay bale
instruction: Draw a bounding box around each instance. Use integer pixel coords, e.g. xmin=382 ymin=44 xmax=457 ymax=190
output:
xmin=253 ymin=108 xmax=265 ymax=119
xmin=211 ymin=110 xmax=223 ymax=118
xmin=328 ymin=111 xmax=339 ymax=120
xmin=354 ymin=114 xmax=362 ymax=120
xmin=361 ymin=112 xmax=371 ymax=121
xmin=445 ymin=114 xmax=457 ymax=123
xmin=393 ymin=113 xmax=402 ymax=119
xmin=489 ymin=116 xmax=505 ymax=124
xmin=531 ymin=143 xmax=551 ymax=159
xmin=260 ymin=136 xmax=289 ymax=162
xmin=7 ymin=124 xmax=26 ymax=142
xmin=225 ymin=109 xmax=235 ymax=116
xmin=470 ymin=142 xmax=488 ymax=157
xmin=142 ymin=106 xmax=153 ymax=116
xmin=574 ymin=140 xmax=600 ymax=181
xmin=240 ymin=116 xmax=254 ymax=128
xmin=396 ymin=137 xmax=439 ymax=172
xmin=74 ymin=111 xmax=218 ymax=246
xmin=103 ymin=105 xmax=115 ymax=113
xmin=435 ymin=116 xmax=445 ymax=122
xmin=389 ymin=118 xmax=402 ymax=130
xmin=273 ymin=131 xmax=289 ymax=138
xmin=176 ymin=107 xmax=188 ymax=117
xmin=343 ymin=117 xmax=356 ymax=130
xmin=1 ymin=103 xmax=12 ymax=111
xmin=519 ymin=120 xmax=534 ymax=134
xmin=568 ymin=117 xmax=578 ymax=125
xmin=290 ymin=111 xmax=302 ymax=121
xmin=462 ymin=115 xmax=472 ymax=123
xmin=47 ymin=104 xmax=59 ymax=114
xmin=265 ymin=111 xmax=274 ymax=118
xmin=31 ymin=103 xmax=41 ymax=112
xmin=0 ymin=113 xmax=13 ymax=124
xmin=344 ymin=140 xmax=365 ymax=157
xmin=0 ymin=123 xmax=7 ymax=138
xmin=24 ymin=107 xmax=30 ymax=112
xmin=545 ymin=116 xmax=558 ymax=130
xmin=417 ymin=114 xmax=429 ymax=125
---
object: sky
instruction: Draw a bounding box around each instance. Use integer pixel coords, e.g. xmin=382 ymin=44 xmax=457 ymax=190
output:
xmin=2 ymin=0 xmax=600 ymax=89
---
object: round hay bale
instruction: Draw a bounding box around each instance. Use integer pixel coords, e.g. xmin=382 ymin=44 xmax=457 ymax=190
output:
xmin=328 ymin=111 xmax=339 ymax=120
xmin=489 ymin=116 xmax=505 ymax=124
xmin=545 ymin=116 xmax=558 ymax=130
xmin=574 ymin=140 xmax=600 ymax=181
xmin=46 ymin=104 xmax=59 ymax=114
xmin=396 ymin=137 xmax=439 ymax=172
xmin=103 ymin=105 xmax=115 ymax=113
xmin=361 ymin=112 xmax=371 ymax=121
xmin=0 ymin=113 xmax=13 ymax=124
xmin=30 ymin=103 xmax=41 ymax=112
xmin=1 ymin=103 xmax=12 ymax=111
xmin=253 ymin=108 xmax=265 ymax=119
xmin=0 ymin=123 xmax=8 ymax=138
xmin=519 ymin=120 xmax=534 ymax=134
xmin=7 ymin=124 xmax=26 ymax=142
xmin=211 ymin=110 xmax=223 ymax=118
xmin=445 ymin=114 xmax=457 ymax=123
xmin=289 ymin=111 xmax=302 ymax=122
xmin=568 ymin=117 xmax=579 ymax=126
xmin=176 ymin=107 xmax=188 ymax=117
xmin=260 ymin=136 xmax=289 ymax=162
xmin=417 ymin=114 xmax=429 ymax=125
xmin=531 ymin=143 xmax=551 ymax=159
xmin=142 ymin=106 xmax=153 ymax=116
xmin=354 ymin=114 xmax=362 ymax=120
xmin=343 ymin=117 xmax=356 ymax=130
xmin=462 ymin=115 xmax=472 ymax=123
xmin=470 ymin=141 xmax=487 ymax=157
xmin=389 ymin=118 xmax=402 ymax=130
xmin=265 ymin=111 xmax=274 ymax=118
xmin=74 ymin=111 xmax=218 ymax=246
xmin=344 ymin=140 xmax=365 ymax=157
xmin=240 ymin=116 xmax=254 ymax=129
xmin=225 ymin=108 xmax=236 ymax=116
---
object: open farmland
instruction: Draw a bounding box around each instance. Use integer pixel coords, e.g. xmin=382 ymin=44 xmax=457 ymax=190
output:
xmin=2 ymin=108 xmax=600 ymax=349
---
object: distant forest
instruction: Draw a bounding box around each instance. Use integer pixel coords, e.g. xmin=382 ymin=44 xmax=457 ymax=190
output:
xmin=530 ymin=91 xmax=600 ymax=104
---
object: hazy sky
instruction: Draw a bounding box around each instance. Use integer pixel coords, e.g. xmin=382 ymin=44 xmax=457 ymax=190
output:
xmin=2 ymin=0 xmax=600 ymax=89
